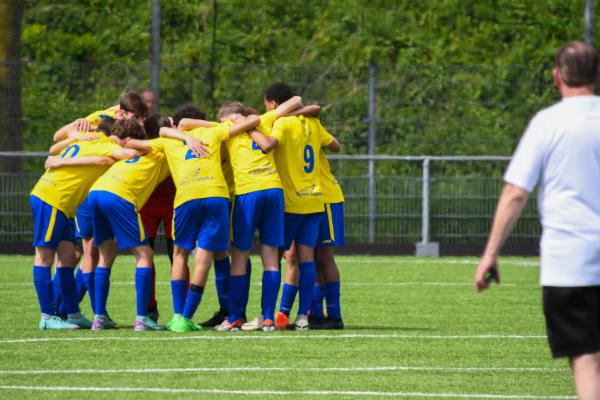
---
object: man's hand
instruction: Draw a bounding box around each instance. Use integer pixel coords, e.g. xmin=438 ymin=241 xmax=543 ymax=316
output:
xmin=474 ymin=253 xmax=500 ymax=292
xmin=186 ymin=136 xmax=210 ymax=157
xmin=45 ymin=156 xmax=64 ymax=170
xmin=72 ymin=118 xmax=92 ymax=132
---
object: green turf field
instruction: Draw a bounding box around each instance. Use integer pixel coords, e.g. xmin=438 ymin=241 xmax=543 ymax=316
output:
xmin=0 ymin=255 xmax=574 ymax=399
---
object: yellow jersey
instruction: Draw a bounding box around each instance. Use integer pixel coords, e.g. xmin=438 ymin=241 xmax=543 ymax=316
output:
xmin=320 ymin=150 xmax=344 ymax=204
xmin=271 ymin=115 xmax=333 ymax=214
xmin=90 ymin=150 xmax=169 ymax=210
xmin=224 ymin=111 xmax=282 ymax=195
xmin=149 ymin=125 xmax=230 ymax=208
xmin=31 ymin=138 xmax=122 ymax=217
xmin=221 ymin=143 xmax=235 ymax=200
xmin=84 ymin=108 xmax=118 ymax=126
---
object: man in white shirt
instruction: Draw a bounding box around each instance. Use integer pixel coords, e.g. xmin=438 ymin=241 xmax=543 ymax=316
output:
xmin=474 ymin=41 xmax=600 ymax=400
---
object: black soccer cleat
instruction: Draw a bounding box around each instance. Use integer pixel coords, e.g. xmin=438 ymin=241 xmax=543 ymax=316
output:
xmin=198 ymin=309 xmax=227 ymax=327
xmin=326 ymin=316 xmax=344 ymax=330
xmin=308 ymin=315 xmax=329 ymax=330
xmin=147 ymin=305 xmax=160 ymax=324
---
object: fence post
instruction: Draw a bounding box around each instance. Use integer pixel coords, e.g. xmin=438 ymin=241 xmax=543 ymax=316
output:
xmin=585 ymin=0 xmax=594 ymax=45
xmin=416 ymin=157 xmax=439 ymax=256
xmin=151 ymin=0 xmax=161 ymax=111
xmin=367 ymin=61 xmax=377 ymax=244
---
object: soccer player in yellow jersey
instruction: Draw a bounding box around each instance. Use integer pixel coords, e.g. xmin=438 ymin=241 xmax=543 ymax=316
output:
xmin=250 ymin=83 xmax=341 ymax=330
xmin=310 ymin=146 xmax=345 ymax=329
xmin=30 ymin=120 xmax=139 ymax=330
xmin=125 ymin=115 xmax=259 ymax=332
xmin=213 ymin=97 xmax=302 ymax=331
xmin=87 ymin=119 xmax=170 ymax=331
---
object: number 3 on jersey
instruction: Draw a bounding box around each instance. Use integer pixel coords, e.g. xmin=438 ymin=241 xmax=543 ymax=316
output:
xmin=303 ymin=145 xmax=314 ymax=173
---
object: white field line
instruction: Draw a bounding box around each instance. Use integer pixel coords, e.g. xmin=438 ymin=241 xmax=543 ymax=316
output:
xmin=0 ymin=366 xmax=569 ymax=375
xmin=0 ymin=333 xmax=547 ymax=344
xmin=0 ymin=385 xmax=575 ymax=399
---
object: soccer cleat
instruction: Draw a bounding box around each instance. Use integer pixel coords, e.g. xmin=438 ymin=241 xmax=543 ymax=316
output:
xmin=215 ymin=319 xmax=242 ymax=331
xmin=308 ymin=315 xmax=328 ymax=330
xmin=166 ymin=313 xmax=183 ymax=330
xmin=275 ymin=311 xmax=289 ymax=330
xmin=262 ymin=319 xmax=276 ymax=332
xmin=67 ymin=314 xmax=93 ymax=329
xmin=241 ymin=315 xmax=264 ymax=331
xmin=198 ymin=309 xmax=227 ymax=327
xmin=326 ymin=316 xmax=344 ymax=330
xmin=147 ymin=306 xmax=160 ymax=324
xmin=39 ymin=316 xmax=79 ymax=330
xmin=169 ymin=317 xmax=201 ymax=333
xmin=293 ymin=314 xmax=310 ymax=331
xmin=134 ymin=317 xmax=166 ymax=332
xmin=91 ymin=316 xmax=117 ymax=331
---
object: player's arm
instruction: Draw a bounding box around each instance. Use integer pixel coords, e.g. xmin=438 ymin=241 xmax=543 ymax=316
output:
xmin=124 ymin=138 xmax=152 ymax=152
xmin=287 ymin=104 xmax=321 ymax=118
xmin=159 ymin=127 xmax=210 ymax=157
xmin=474 ymin=183 xmax=529 ymax=292
xmin=249 ymin=129 xmax=278 ymax=152
xmin=274 ymin=95 xmax=303 ymax=117
xmin=45 ymin=155 xmax=115 ymax=169
xmin=53 ymin=122 xmax=98 ymax=142
xmin=324 ymin=136 xmax=341 ymax=153
xmin=228 ymin=115 xmax=260 ymax=137
xmin=178 ymin=118 xmax=216 ymax=131
xmin=49 ymin=138 xmax=76 ymax=155
xmin=111 ymin=148 xmax=140 ymax=160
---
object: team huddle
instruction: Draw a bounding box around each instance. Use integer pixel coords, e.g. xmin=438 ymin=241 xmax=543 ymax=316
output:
xmin=30 ymin=82 xmax=345 ymax=332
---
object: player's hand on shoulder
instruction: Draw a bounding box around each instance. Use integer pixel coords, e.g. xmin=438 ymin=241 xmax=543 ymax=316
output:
xmin=72 ymin=118 xmax=92 ymax=132
xmin=186 ymin=136 xmax=210 ymax=158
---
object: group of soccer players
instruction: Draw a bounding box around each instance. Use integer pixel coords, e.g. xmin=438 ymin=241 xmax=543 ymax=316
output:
xmin=29 ymin=83 xmax=346 ymax=332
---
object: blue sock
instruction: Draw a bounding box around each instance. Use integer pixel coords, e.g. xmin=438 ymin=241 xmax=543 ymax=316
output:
xmin=56 ymin=267 xmax=80 ymax=314
xmin=135 ymin=267 xmax=153 ymax=318
xmin=33 ymin=266 xmax=53 ymax=316
xmin=241 ymin=258 xmax=252 ymax=315
xmin=311 ymin=284 xmax=325 ymax=319
xmin=261 ymin=271 xmax=281 ymax=321
xmin=52 ymin=272 xmax=65 ymax=316
xmin=82 ymin=272 xmax=95 ymax=313
xmin=298 ymin=261 xmax=317 ymax=316
xmin=94 ymin=266 xmax=111 ymax=316
xmin=75 ymin=267 xmax=86 ymax=303
xmin=170 ymin=280 xmax=187 ymax=314
xmin=325 ymin=282 xmax=342 ymax=319
xmin=279 ymin=283 xmax=298 ymax=316
xmin=214 ymin=257 xmax=230 ymax=311
xmin=227 ymin=275 xmax=246 ymax=323
xmin=182 ymin=284 xmax=203 ymax=319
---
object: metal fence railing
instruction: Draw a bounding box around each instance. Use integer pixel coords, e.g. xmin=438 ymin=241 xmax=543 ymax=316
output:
xmin=0 ymin=153 xmax=540 ymax=254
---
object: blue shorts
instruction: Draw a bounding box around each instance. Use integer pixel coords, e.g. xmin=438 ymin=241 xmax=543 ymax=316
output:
xmin=231 ymin=188 xmax=284 ymax=251
xmin=74 ymin=198 xmax=93 ymax=239
xmin=30 ymin=195 xmax=76 ymax=249
xmin=88 ymin=190 xmax=149 ymax=249
xmin=317 ymin=202 xmax=345 ymax=247
xmin=282 ymin=212 xmax=324 ymax=250
xmin=173 ymin=197 xmax=229 ymax=252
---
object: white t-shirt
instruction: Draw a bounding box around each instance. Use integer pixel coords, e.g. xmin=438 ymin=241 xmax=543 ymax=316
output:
xmin=504 ymin=95 xmax=600 ymax=287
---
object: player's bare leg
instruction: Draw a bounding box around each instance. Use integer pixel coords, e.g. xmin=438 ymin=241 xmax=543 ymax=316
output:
xmin=570 ymin=352 xmax=600 ymax=400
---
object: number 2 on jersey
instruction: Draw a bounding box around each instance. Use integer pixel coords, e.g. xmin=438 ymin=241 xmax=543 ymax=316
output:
xmin=303 ymin=145 xmax=314 ymax=173
xmin=60 ymin=144 xmax=80 ymax=158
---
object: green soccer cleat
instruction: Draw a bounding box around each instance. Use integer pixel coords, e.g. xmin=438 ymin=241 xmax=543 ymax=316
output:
xmin=169 ymin=317 xmax=201 ymax=333
xmin=166 ymin=313 xmax=183 ymax=330
xmin=67 ymin=314 xmax=93 ymax=329
xmin=39 ymin=316 xmax=79 ymax=330
xmin=134 ymin=316 xmax=166 ymax=332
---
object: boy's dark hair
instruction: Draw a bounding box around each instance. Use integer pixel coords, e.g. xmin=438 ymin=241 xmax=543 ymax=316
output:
xmin=119 ymin=92 xmax=149 ymax=119
xmin=555 ymin=41 xmax=599 ymax=87
xmin=96 ymin=116 xmax=116 ymax=136
xmin=243 ymin=106 xmax=260 ymax=116
xmin=144 ymin=113 xmax=172 ymax=139
xmin=110 ymin=118 xmax=146 ymax=140
xmin=171 ymin=103 xmax=206 ymax=126
xmin=217 ymin=101 xmax=245 ymax=121
xmin=264 ymin=82 xmax=294 ymax=105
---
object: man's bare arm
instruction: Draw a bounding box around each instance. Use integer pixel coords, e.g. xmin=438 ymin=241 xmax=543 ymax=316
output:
xmin=124 ymin=139 xmax=152 ymax=153
xmin=178 ymin=118 xmax=217 ymax=131
xmin=474 ymin=183 xmax=529 ymax=292
xmin=53 ymin=121 xmax=98 ymax=142
xmin=159 ymin=127 xmax=209 ymax=157
xmin=249 ymin=129 xmax=278 ymax=152
xmin=228 ymin=115 xmax=260 ymax=137
xmin=325 ymin=136 xmax=341 ymax=153
xmin=274 ymin=95 xmax=303 ymax=117
xmin=45 ymin=156 xmax=115 ymax=169
xmin=287 ymin=104 xmax=321 ymax=118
